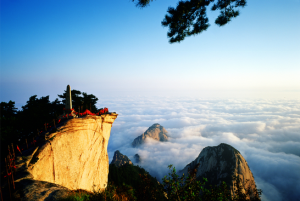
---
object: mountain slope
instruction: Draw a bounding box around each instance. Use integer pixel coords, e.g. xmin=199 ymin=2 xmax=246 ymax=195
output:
xmin=179 ymin=143 xmax=261 ymax=200
xmin=111 ymin=150 xmax=133 ymax=167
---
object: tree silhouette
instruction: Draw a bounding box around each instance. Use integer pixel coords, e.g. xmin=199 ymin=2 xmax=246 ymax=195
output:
xmin=133 ymin=0 xmax=247 ymax=43
xmin=18 ymin=95 xmax=63 ymax=136
xmin=58 ymin=89 xmax=99 ymax=113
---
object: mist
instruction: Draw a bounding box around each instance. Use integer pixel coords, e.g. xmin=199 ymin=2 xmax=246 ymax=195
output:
xmin=100 ymin=97 xmax=300 ymax=201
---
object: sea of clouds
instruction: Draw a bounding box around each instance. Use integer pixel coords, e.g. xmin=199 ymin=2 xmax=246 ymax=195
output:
xmin=97 ymin=96 xmax=300 ymax=201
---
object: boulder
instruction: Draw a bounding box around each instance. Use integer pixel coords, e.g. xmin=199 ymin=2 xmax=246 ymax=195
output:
xmin=11 ymin=151 xmax=72 ymax=201
xmin=132 ymin=123 xmax=168 ymax=147
xmin=14 ymin=178 xmax=71 ymax=201
xmin=110 ymin=150 xmax=132 ymax=167
xmin=179 ymin=143 xmax=261 ymax=200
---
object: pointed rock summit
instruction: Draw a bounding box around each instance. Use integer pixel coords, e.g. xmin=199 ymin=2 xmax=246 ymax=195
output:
xmin=132 ymin=123 xmax=168 ymax=147
xmin=111 ymin=150 xmax=132 ymax=167
xmin=179 ymin=143 xmax=261 ymax=200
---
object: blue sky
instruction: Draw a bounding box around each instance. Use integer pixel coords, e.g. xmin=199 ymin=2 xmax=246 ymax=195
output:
xmin=1 ymin=0 xmax=300 ymax=108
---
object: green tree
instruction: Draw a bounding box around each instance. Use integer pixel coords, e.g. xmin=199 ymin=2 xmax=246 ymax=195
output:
xmin=17 ymin=95 xmax=63 ymax=137
xmin=58 ymin=90 xmax=99 ymax=113
xmin=82 ymin=92 xmax=99 ymax=113
xmin=0 ymin=101 xmax=19 ymax=157
xmin=162 ymin=164 xmax=215 ymax=201
xmin=108 ymin=164 xmax=166 ymax=201
xmin=58 ymin=89 xmax=82 ymax=110
xmin=1 ymin=98 xmax=63 ymax=160
xmin=133 ymin=0 xmax=247 ymax=43
xmin=1 ymin=100 xmax=18 ymax=118
xmin=162 ymin=164 xmax=262 ymax=201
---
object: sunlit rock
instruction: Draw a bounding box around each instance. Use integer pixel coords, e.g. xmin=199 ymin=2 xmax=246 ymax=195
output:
xmin=132 ymin=123 xmax=168 ymax=147
xmin=27 ymin=114 xmax=117 ymax=192
xmin=179 ymin=143 xmax=261 ymax=200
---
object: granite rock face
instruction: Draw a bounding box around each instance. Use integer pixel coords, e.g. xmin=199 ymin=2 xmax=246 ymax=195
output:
xmin=14 ymin=178 xmax=71 ymax=201
xmin=179 ymin=143 xmax=260 ymax=200
xmin=132 ymin=123 xmax=168 ymax=147
xmin=27 ymin=114 xmax=118 ymax=193
xmin=12 ymin=151 xmax=72 ymax=201
xmin=111 ymin=150 xmax=133 ymax=167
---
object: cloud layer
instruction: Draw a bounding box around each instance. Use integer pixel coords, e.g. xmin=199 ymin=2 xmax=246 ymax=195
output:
xmin=98 ymin=97 xmax=300 ymax=201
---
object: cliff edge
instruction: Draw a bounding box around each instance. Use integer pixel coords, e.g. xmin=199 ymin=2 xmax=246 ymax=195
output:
xmin=26 ymin=114 xmax=117 ymax=193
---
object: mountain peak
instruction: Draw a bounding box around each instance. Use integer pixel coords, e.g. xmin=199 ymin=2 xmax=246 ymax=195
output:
xmin=111 ymin=150 xmax=132 ymax=167
xmin=179 ymin=143 xmax=260 ymax=200
xmin=132 ymin=124 xmax=168 ymax=147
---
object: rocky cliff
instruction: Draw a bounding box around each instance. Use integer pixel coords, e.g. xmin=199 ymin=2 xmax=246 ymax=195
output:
xmin=179 ymin=143 xmax=260 ymax=200
xmin=132 ymin=123 xmax=168 ymax=147
xmin=111 ymin=150 xmax=132 ymax=167
xmin=24 ymin=114 xmax=118 ymax=193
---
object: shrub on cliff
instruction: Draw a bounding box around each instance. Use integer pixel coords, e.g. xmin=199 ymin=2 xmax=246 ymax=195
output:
xmin=162 ymin=164 xmax=262 ymax=201
xmin=60 ymin=163 xmax=262 ymax=201
xmin=108 ymin=163 xmax=166 ymax=201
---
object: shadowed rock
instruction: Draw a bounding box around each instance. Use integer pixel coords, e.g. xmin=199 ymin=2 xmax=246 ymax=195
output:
xmin=134 ymin=154 xmax=141 ymax=163
xmin=111 ymin=150 xmax=132 ymax=167
xmin=179 ymin=143 xmax=261 ymax=200
xmin=132 ymin=123 xmax=168 ymax=147
xmin=13 ymin=178 xmax=71 ymax=201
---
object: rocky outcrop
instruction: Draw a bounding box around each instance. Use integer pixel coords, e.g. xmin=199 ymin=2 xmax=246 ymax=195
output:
xmin=132 ymin=123 xmax=168 ymax=147
xmin=22 ymin=114 xmax=118 ymax=194
xmin=11 ymin=149 xmax=72 ymax=201
xmin=134 ymin=154 xmax=141 ymax=163
xmin=111 ymin=150 xmax=132 ymax=167
xmin=179 ymin=143 xmax=260 ymax=200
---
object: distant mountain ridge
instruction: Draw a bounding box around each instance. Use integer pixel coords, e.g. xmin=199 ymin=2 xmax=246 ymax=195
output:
xmin=132 ymin=123 xmax=168 ymax=147
xmin=179 ymin=143 xmax=261 ymax=200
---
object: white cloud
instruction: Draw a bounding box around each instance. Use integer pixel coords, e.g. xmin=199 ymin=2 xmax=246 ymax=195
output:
xmin=102 ymin=97 xmax=300 ymax=201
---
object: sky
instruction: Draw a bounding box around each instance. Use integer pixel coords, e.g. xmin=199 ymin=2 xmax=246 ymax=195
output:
xmin=1 ymin=0 xmax=300 ymax=201
xmin=1 ymin=0 xmax=300 ymax=107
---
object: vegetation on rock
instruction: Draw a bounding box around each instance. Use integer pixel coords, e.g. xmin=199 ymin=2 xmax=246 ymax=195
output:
xmin=111 ymin=151 xmax=133 ymax=167
xmin=0 ymin=89 xmax=99 ymax=160
xmin=59 ymin=163 xmax=262 ymax=201
xmin=58 ymin=90 xmax=99 ymax=113
xmin=108 ymin=163 xmax=165 ymax=200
